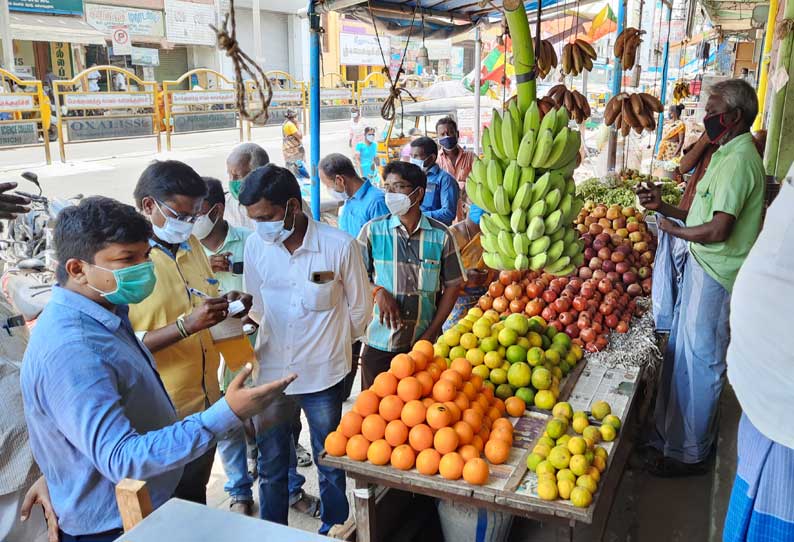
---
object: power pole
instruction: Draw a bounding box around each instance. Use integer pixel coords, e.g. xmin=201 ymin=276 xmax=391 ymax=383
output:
xmin=0 ymin=0 xmax=14 ymax=72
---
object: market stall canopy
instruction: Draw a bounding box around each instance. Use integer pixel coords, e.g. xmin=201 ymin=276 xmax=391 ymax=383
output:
xmin=400 ymin=79 xmax=502 ymax=114
xmin=699 ymin=0 xmax=769 ymax=33
xmin=10 ymin=13 xmax=107 ymax=45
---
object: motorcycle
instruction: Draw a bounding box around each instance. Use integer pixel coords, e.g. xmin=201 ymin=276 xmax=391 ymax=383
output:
xmin=1 ymin=172 xmax=81 ymax=324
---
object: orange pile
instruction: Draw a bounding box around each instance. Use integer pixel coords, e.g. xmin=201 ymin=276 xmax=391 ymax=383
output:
xmin=325 ymin=340 xmax=523 ymax=486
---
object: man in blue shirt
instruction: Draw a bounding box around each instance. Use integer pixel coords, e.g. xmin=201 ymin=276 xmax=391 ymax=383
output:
xmin=21 ymin=197 xmax=295 ymax=542
xmin=319 ymin=153 xmax=389 ymax=238
xmin=410 ymin=136 xmax=460 ymax=225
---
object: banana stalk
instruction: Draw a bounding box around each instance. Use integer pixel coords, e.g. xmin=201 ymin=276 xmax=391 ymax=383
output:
xmin=765 ymin=3 xmax=794 ymax=178
xmin=504 ymin=0 xmax=536 ymax=113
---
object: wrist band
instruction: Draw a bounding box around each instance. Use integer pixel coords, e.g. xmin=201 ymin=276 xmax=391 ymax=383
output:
xmin=372 ymin=286 xmax=384 ymax=299
xmin=176 ymin=317 xmax=190 ymax=338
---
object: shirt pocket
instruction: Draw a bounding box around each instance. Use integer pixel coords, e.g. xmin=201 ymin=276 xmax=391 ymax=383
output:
xmin=302 ymin=278 xmax=341 ymax=312
xmin=418 ymin=260 xmax=441 ymax=292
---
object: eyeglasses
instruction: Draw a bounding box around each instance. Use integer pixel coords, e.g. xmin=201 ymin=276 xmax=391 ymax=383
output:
xmin=383 ymin=182 xmax=415 ymax=193
xmin=156 ymin=200 xmax=201 ymax=224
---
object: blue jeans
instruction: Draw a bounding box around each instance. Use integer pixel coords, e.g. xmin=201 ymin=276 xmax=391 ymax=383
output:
xmin=256 ymin=380 xmax=348 ymax=535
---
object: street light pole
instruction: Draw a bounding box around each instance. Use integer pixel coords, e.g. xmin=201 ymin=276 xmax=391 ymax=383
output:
xmin=308 ymin=0 xmax=321 ymax=221
xmin=0 ymin=0 xmax=13 ymax=73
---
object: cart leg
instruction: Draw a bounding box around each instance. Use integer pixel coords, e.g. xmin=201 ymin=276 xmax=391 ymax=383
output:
xmin=555 ymin=520 xmax=575 ymax=542
xmin=353 ymin=479 xmax=377 ymax=542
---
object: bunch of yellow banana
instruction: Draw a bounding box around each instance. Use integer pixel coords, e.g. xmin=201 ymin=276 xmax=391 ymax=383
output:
xmin=603 ymin=92 xmax=664 ymax=137
xmin=546 ymin=84 xmax=592 ymax=124
xmin=561 ymin=39 xmax=597 ymax=77
xmin=536 ymin=39 xmax=558 ymax=79
xmin=673 ymin=80 xmax=691 ymax=104
xmin=466 ymin=101 xmax=586 ymax=275
xmin=613 ymin=27 xmax=643 ymax=71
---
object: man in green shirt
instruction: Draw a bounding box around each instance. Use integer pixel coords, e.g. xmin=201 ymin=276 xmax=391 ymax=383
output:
xmin=637 ymin=79 xmax=765 ymax=477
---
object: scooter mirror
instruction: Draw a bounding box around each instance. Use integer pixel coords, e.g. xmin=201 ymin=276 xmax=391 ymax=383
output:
xmin=21 ymin=172 xmax=41 ymax=196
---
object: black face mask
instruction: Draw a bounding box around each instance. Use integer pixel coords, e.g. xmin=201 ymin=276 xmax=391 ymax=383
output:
xmin=439 ymin=136 xmax=458 ymax=150
xmin=703 ymin=112 xmax=736 ymax=143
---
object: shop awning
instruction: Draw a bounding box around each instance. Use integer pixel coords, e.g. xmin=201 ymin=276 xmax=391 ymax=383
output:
xmin=10 ymin=13 xmax=108 ymax=46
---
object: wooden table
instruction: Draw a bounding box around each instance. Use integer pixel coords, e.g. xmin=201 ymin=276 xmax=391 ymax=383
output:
xmin=321 ymin=358 xmax=645 ymax=542
xmin=113 ymin=499 xmax=339 ymax=542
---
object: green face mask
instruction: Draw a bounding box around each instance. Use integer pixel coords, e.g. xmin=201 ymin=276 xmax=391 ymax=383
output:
xmin=229 ymin=179 xmax=243 ymax=200
xmin=86 ymin=261 xmax=157 ymax=305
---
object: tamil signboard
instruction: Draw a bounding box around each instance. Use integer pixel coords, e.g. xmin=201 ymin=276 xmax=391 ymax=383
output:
xmin=9 ymin=0 xmax=82 ymax=15
xmin=131 ymin=47 xmax=160 ymax=67
xmin=85 ymin=3 xmax=165 ymax=39
xmin=173 ymin=112 xmax=236 ymax=133
xmin=64 ymin=93 xmax=154 ymax=109
xmin=0 ymin=94 xmax=35 ymax=111
xmin=0 ymin=122 xmax=38 ymax=146
xmin=165 ymin=0 xmax=217 ymax=46
xmin=339 ymin=33 xmax=390 ymax=66
xmin=272 ymin=90 xmax=303 ymax=103
xmin=320 ymin=88 xmax=352 ymax=100
xmin=360 ymin=87 xmax=390 ymax=99
xmin=49 ymin=42 xmax=73 ymax=79
xmin=65 ymin=116 xmax=154 ymax=141
xmin=170 ymin=90 xmax=235 ymax=105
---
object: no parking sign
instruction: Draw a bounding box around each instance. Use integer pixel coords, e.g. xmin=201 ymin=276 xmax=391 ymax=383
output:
xmin=112 ymin=26 xmax=132 ymax=56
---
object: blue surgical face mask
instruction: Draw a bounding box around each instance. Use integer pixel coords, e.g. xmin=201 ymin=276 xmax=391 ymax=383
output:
xmin=86 ymin=261 xmax=157 ymax=305
xmin=152 ymin=200 xmax=195 ymax=244
xmin=366 ymin=133 xmax=376 ymax=143
xmin=409 ymin=157 xmax=426 ymax=170
xmin=256 ymin=201 xmax=296 ymax=245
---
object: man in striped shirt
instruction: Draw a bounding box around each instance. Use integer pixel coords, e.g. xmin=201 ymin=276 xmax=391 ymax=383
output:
xmin=357 ymin=161 xmax=465 ymax=389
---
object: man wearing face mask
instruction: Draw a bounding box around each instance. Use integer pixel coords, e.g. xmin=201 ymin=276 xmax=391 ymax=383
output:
xmin=436 ymin=117 xmax=476 ymax=222
xmin=225 ymin=143 xmax=270 ymax=230
xmin=128 ymin=160 xmax=253 ymax=504
xmin=21 ymin=196 xmax=296 ymax=542
xmin=357 ymin=161 xmax=465 ymax=388
xmin=240 ymin=164 xmax=371 ymax=535
xmin=349 ymin=107 xmax=365 ymax=149
xmin=354 ymin=127 xmax=379 ymax=183
xmin=410 ymin=136 xmax=460 ymax=226
xmin=637 ymin=79 xmax=765 ymax=477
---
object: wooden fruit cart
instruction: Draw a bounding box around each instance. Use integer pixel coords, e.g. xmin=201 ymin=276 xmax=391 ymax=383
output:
xmin=322 ymin=356 xmax=647 ymax=542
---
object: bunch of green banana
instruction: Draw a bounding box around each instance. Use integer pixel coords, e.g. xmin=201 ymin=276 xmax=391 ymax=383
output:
xmin=466 ymin=101 xmax=586 ymax=276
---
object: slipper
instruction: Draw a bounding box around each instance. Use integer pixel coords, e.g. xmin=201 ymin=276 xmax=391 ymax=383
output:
xmin=296 ymin=443 xmax=313 ymax=467
xmin=290 ymin=489 xmax=321 ymax=518
xmin=643 ymin=455 xmax=709 ymax=478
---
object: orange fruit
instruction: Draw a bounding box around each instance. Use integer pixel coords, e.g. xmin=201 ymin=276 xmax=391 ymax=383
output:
xmin=433 ymin=356 xmax=449 ymax=372
xmin=453 ymin=420 xmax=475 ymax=445
xmin=427 ymin=363 xmax=442 ymax=382
xmin=491 ymin=418 xmax=514 ymax=434
xmin=390 ymin=444 xmax=416 ymax=470
xmin=490 ymin=426 xmax=514 ymax=445
xmin=432 ymin=379 xmax=457 ymax=403
xmin=361 ymin=414 xmax=387 ymax=442
xmin=416 ymin=448 xmax=442 ymax=475
xmin=414 ymin=371 xmax=434 ymax=397
xmin=434 ymin=426 xmax=460 ymax=454
xmin=325 ymin=431 xmax=348 ymax=457
xmin=450 ymin=358 xmax=473 ymax=380
xmin=390 ymin=354 xmax=415 ymax=379
xmin=379 ymin=395 xmax=405 ymax=422
xmin=443 ymin=401 xmax=462 ymax=424
xmin=397 ymin=377 xmax=423 ymax=402
xmin=476 ymin=395 xmax=490 ymax=411
xmin=355 ymin=390 xmax=380 ymax=417
xmin=462 ymin=381 xmax=478 ymax=401
xmin=469 ymin=374 xmax=484 ymax=391
xmin=470 ymin=401 xmax=485 ymax=416
xmin=422 ymin=397 xmax=436 ymax=408
xmin=462 ymin=458 xmax=490 ymax=485
xmin=408 ymin=423 xmax=434 ymax=452
xmin=372 ymin=372 xmax=398 ymax=398
xmin=454 ymin=392 xmax=471 ymax=412
xmin=408 ymin=350 xmax=430 ymax=372
xmin=487 ymin=406 xmax=501 ymax=423
xmin=401 ymin=400 xmax=427 ymax=428
xmin=384 ymin=419 xmax=409 ymax=447
xmin=441 ymin=369 xmax=464 ymax=390
xmin=412 ymin=339 xmax=435 ymax=361
xmin=439 ymin=452 xmax=465 ymax=480
xmin=346 ymin=434 xmax=370 ymax=461
xmin=482 ymin=386 xmax=495 ymax=401
xmin=459 ymin=444 xmax=479 ymax=462
xmin=427 ymin=403 xmax=453 ymax=430
xmin=340 ymin=411 xmax=364 ymax=438
xmin=471 ymin=435 xmax=485 ymax=453
xmin=478 ymin=426 xmax=491 ymax=442
xmin=367 ymin=439 xmax=392 ymax=465
xmin=484 ymin=438 xmax=511 ymax=465
xmin=505 ymin=396 xmax=526 ymax=417
xmin=493 ymin=398 xmax=507 ymax=415
xmin=462 ymin=409 xmax=483 ymax=433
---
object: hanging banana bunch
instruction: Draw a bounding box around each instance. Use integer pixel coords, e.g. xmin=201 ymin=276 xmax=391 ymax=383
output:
xmin=561 ymin=39 xmax=597 ymax=76
xmin=535 ymin=39 xmax=558 ymax=79
xmin=546 ymin=84 xmax=591 ymax=124
xmin=603 ymin=92 xmax=663 ymax=137
xmin=537 ymin=96 xmax=557 ymax=117
xmin=613 ymin=27 xmax=643 ymax=71
xmin=673 ymin=80 xmax=691 ymax=104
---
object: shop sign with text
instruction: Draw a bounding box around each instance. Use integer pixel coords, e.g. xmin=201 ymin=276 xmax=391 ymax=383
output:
xmin=0 ymin=122 xmax=38 ymax=146
xmin=66 ymin=117 xmax=154 ymax=141
xmin=173 ymin=112 xmax=236 ymax=133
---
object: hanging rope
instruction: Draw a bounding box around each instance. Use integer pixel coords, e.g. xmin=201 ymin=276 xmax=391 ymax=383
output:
xmin=211 ymin=0 xmax=272 ymax=123
xmin=368 ymin=0 xmax=419 ymax=122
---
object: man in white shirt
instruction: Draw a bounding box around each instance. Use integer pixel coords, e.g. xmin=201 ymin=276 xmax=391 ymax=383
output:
xmin=225 ymin=143 xmax=270 ymax=230
xmin=240 ymin=164 xmax=371 ymax=535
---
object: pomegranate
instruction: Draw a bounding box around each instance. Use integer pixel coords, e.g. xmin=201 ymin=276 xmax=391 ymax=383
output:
xmin=488 ymin=282 xmax=504 ymax=298
xmin=492 ymin=296 xmax=509 ymax=313
xmin=479 ymin=295 xmax=493 ymax=311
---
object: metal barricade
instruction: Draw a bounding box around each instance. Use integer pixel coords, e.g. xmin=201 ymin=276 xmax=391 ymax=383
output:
xmin=245 ymin=70 xmax=306 ymax=139
xmin=0 ymin=69 xmax=52 ymax=164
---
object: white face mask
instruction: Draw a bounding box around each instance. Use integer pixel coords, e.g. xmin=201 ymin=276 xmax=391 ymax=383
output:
xmin=330 ymin=189 xmax=348 ymax=202
xmin=192 ymin=205 xmax=219 ymax=240
xmin=366 ymin=134 xmax=376 ymax=143
xmin=255 ymin=202 xmax=296 ymax=245
xmin=152 ymin=201 xmax=195 ymax=244
xmin=409 ymin=157 xmax=426 ymax=170
xmin=385 ymin=188 xmax=419 ymax=217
